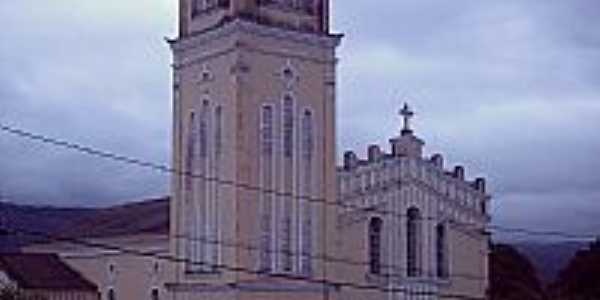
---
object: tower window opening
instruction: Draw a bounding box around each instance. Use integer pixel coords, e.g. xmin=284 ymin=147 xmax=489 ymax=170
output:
xmin=407 ymin=207 xmax=422 ymax=277
xmin=368 ymin=217 xmax=383 ymax=275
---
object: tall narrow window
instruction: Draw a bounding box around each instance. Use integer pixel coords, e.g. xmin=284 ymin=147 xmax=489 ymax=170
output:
xmin=212 ymin=105 xmax=223 ymax=270
xmin=185 ymin=113 xmax=196 ymax=197
xmin=436 ymin=223 xmax=448 ymax=278
xmin=407 ymin=207 xmax=422 ymax=277
xmin=199 ymin=100 xmax=209 ymax=158
xmin=283 ymin=95 xmax=294 ymax=158
xmin=191 ymin=100 xmax=210 ymax=272
xmin=368 ymin=217 xmax=383 ymax=274
xmin=199 ymin=100 xmax=210 ymax=270
xmin=215 ymin=106 xmax=223 ymax=156
xmin=302 ymin=111 xmax=313 ymax=159
xmin=151 ymin=288 xmax=159 ymax=300
xmin=260 ymin=105 xmax=274 ymax=272
xmin=281 ymin=95 xmax=294 ymax=272
xmin=262 ymin=106 xmax=274 ymax=156
xmin=300 ymin=110 xmax=314 ymax=275
xmin=185 ymin=112 xmax=199 ymax=272
xmin=108 ymin=288 xmax=116 ymax=300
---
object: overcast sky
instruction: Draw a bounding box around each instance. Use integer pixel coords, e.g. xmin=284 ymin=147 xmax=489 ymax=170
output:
xmin=1 ymin=1 xmax=599 ymax=239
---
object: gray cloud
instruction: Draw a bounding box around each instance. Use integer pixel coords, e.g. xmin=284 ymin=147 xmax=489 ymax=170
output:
xmin=0 ymin=1 xmax=599 ymax=237
xmin=0 ymin=0 xmax=173 ymax=206
xmin=335 ymin=0 xmax=600 ymax=237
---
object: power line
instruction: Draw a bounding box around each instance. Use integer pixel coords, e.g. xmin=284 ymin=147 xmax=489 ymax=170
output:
xmin=0 ymin=186 xmax=488 ymax=282
xmin=2 ymin=123 xmax=597 ymax=298
xmin=1 ymin=122 xmax=596 ymax=243
xmin=0 ymin=122 xmax=490 ymax=228
xmin=0 ymin=226 xmax=487 ymax=300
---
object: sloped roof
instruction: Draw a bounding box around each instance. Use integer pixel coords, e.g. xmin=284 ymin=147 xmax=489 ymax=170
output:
xmin=0 ymin=253 xmax=98 ymax=291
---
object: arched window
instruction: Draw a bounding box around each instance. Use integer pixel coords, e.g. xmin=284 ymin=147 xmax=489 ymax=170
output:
xmin=185 ymin=112 xmax=196 ymax=194
xmin=211 ymin=105 xmax=223 ymax=270
xmin=281 ymin=95 xmax=294 ymax=272
xmin=215 ymin=106 xmax=223 ymax=157
xmin=185 ymin=112 xmax=197 ymax=271
xmin=300 ymin=110 xmax=314 ymax=275
xmin=259 ymin=105 xmax=274 ymax=272
xmin=197 ymin=100 xmax=210 ymax=270
xmin=261 ymin=106 xmax=274 ymax=156
xmin=368 ymin=217 xmax=383 ymax=274
xmin=301 ymin=110 xmax=313 ymax=159
xmin=436 ymin=223 xmax=448 ymax=278
xmin=407 ymin=207 xmax=422 ymax=277
xmin=151 ymin=288 xmax=159 ymax=300
xmin=199 ymin=100 xmax=209 ymax=158
xmin=282 ymin=95 xmax=294 ymax=158
xmin=107 ymin=288 xmax=115 ymax=300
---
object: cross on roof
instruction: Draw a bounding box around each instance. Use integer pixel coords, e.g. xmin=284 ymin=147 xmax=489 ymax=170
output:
xmin=399 ymin=103 xmax=414 ymax=134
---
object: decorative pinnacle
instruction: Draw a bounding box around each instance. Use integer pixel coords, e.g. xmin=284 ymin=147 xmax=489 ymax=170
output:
xmin=399 ymin=102 xmax=415 ymax=135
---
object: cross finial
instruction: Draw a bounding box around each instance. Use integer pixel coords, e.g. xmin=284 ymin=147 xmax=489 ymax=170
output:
xmin=399 ymin=102 xmax=415 ymax=135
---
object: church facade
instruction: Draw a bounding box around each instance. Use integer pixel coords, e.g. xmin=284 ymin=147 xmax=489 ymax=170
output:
xmin=26 ymin=1 xmax=491 ymax=300
xmin=167 ymin=1 xmax=490 ymax=300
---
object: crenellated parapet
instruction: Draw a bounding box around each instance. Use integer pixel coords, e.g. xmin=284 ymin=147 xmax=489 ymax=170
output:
xmin=337 ymin=104 xmax=491 ymax=226
xmin=338 ymin=145 xmax=487 ymax=202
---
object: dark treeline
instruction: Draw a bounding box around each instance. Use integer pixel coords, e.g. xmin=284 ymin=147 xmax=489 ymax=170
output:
xmin=490 ymin=240 xmax=600 ymax=300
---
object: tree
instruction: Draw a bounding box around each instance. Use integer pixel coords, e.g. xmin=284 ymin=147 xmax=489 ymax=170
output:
xmin=550 ymin=240 xmax=600 ymax=300
xmin=489 ymin=243 xmax=546 ymax=300
xmin=551 ymin=241 xmax=600 ymax=300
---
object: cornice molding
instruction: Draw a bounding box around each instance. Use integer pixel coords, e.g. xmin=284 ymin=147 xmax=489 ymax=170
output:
xmin=170 ymin=19 xmax=342 ymax=54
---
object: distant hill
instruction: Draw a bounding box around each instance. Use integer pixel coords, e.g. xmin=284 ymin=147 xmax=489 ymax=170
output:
xmin=58 ymin=197 xmax=169 ymax=239
xmin=0 ymin=202 xmax=96 ymax=251
xmin=0 ymin=197 xmax=169 ymax=252
xmin=514 ymin=242 xmax=586 ymax=285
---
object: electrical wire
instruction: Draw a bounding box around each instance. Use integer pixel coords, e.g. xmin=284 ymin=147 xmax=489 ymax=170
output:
xmin=1 ymin=122 xmax=596 ymax=242
xmin=0 ymin=122 xmax=490 ymax=227
xmin=2 ymin=122 xmax=598 ymax=299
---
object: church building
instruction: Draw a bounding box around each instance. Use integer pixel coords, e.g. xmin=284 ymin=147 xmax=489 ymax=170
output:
xmin=26 ymin=1 xmax=491 ymax=300
xmin=335 ymin=104 xmax=490 ymax=300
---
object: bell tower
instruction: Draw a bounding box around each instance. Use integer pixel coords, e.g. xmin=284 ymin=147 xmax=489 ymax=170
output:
xmin=168 ymin=0 xmax=342 ymax=298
